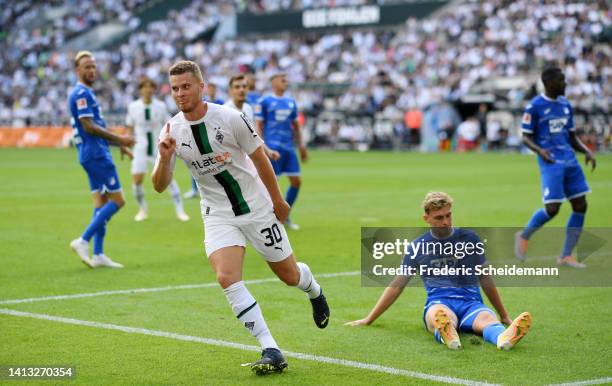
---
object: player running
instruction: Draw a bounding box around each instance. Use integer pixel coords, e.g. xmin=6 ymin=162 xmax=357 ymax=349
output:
xmin=152 ymin=61 xmax=330 ymax=375
xmin=68 ymin=51 xmax=135 ymax=268
xmin=126 ymin=77 xmax=189 ymax=222
xmin=515 ymin=67 xmax=596 ymax=268
xmin=224 ymin=74 xmax=255 ymax=122
xmin=346 ymin=192 xmax=532 ymax=351
xmin=255 ymin=73 xmax=307 ymax=230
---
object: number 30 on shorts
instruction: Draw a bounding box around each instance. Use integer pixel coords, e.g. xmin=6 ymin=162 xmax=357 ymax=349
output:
xmin=260 ymin=224 xmax=283 ymax=247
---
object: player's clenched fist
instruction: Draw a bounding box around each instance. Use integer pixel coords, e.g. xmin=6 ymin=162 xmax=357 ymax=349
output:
xmin=158 ymin=123 xmax=176 ymax=161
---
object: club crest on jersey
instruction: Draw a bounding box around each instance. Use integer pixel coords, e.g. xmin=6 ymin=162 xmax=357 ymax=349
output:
xmin=215 ymin=130 xmax=224 ymax=143
xmin=77 ymin=98 xmax=88 ymax=110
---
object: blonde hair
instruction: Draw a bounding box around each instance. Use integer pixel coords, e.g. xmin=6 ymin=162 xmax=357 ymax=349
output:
xmin=168 ymin=60 xmax=203 ymax=82
xmin=74 ymin=50 xmax=94 ymax=67
xmin=422 ymin=191 xmax=453 ymax=214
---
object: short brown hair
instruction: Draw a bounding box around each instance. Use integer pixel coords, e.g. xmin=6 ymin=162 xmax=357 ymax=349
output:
xmin=422 ymin=191 xmax=453 ymax=214
xmin=139 ymin=76 xmax=157 ymax=90
xmin=74 ymin=50 xmax=94 ymax=67
xmin=228 ymin=74 xmax=246 ymax=88
xmin=168 ymin=60 xmax=203 ymax=82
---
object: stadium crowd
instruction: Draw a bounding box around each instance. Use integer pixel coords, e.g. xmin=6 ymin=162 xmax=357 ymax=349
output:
xmin=0 ymin=0 xmax=609 ymax=150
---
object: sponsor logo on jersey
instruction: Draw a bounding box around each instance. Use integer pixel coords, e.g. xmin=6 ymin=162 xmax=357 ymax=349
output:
xmin=564 ymin=108 xmax=569 ymax=114
xmin=191 ymin=151 xmax=232 ymax=169
xmin=77 ymin=98 xmax=88 ymax=110
xmin=544 ymin=108 xmax=551 ymax=114
xmin=549 ymin=118 xmax=567 ymax=133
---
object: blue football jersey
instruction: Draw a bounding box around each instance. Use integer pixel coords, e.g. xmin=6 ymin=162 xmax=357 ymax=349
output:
xmin=521 ymin=95 xmax=577 ymax=164
xmin=246 ymin=91 xmax=261 ymax=107
xmin=68 ymin=83 xmax=111 ymax=164
xmin=402 ymin=228 xmax=486 ymax=303
xmin=254 ymin=95 xmax=298 ymax=151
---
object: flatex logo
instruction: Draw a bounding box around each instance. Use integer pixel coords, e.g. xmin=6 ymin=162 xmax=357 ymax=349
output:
xmin=191 ymin=152 xmax=232 ymax=169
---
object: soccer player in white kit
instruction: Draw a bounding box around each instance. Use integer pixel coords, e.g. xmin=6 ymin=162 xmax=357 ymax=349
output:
xmin=126 ymin=77 xmax=189 ymax=222
xmin=152 ymin=61 xmax=330 ymax=375
xmin=224 ymin=74 xmax=254 ymax=122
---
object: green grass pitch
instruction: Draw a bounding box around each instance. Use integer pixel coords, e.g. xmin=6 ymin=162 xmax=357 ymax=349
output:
xmin=1 ymin=149 xmax=611 ymax=385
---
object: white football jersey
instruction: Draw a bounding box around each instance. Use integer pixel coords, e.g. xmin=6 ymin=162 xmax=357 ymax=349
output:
xmin=126 ymin=98 xmax=170 ymax=154
xmin=160 ymin=103 xmax=271 ymax=217
xmin=223 ymin=100 xmax=254 ymax=122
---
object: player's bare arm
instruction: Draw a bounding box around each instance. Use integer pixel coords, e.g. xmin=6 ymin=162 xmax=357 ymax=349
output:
xmin=292 ymin=120 xmax=308 ymax=162
xmin=478 ymin=275 xmax=511 ymax=325
xmin=79 ymin=117 xmax=134 ymax=147
xmin=345 ymin=274 xmax=410 ymax=326
xmin=522 ymin=133 xmax=554 ymax=163
xmin=80 ymin=117 xmax=134 ymax=159
xmin=152 ymin=123 xmax=175 ymax=192
xmin=248 ymin=146 xmax=289 ymax=222
xmin=255 ymin=120 xmax=280 ymax=161
xmin=569 ymin=131 xmax=596 ymax=171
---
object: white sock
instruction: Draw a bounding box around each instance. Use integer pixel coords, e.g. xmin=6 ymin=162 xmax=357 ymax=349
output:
xmin=168 ymin=180 xmax=184 ymax=210
xmin=297 ymin=262 xmax=321 ymax=299
xmin=133 ymin=184 xmax=147 ymax=210
xmin=223 ymin=281 xmax=278 ymax=349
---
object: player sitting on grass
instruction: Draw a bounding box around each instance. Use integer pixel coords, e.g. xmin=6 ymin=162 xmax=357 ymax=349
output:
xmin=346 ymin=192 xmax=532 ymax=350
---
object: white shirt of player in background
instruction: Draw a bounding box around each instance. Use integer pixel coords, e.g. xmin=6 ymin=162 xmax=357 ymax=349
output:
xmin=126 ymin=98 xmax=170 ymax=156
xmin=224 ymin=99 xmax=255 ymax=123
xmin=159 ymin=103 xmax=271 ymax=218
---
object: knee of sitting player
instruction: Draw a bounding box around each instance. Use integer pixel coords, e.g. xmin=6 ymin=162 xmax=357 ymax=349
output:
xmin=545 ymin=203 xmax=560 ymax=218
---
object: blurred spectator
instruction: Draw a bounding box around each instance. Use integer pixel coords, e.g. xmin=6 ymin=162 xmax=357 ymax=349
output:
xmin=456 ymin=116 xmax=480 ymax=152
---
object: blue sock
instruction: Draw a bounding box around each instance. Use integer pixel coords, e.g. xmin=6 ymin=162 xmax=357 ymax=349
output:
xmin=91 ymin=208 xmax=105 ymax=255
xmin=286 ymin=186 xmax=299 ymax=207
xmin=82 ymin=201 xmax=119 ymax=242
xmin=433 ymin=330 xmax=443 ymax=344
xmin=191 ymin=178 xmax=197 ymax=191
xmin=521 ymin=208 xmax=551 ymax=239
xmin=482 ymin=323 xmax=505 ymax=345
xmin=562 ymin=212 xmax=585 ymax=257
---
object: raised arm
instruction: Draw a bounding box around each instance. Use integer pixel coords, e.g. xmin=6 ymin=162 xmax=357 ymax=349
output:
xmin=479 ymin=275 xmax=511 ymax=325
xmin=152 ymin=123 xmax=176 ymax=193
xmin=345 ymin=274 xmax=411 ymax=326
xmin=249 ymin=146 xmax=289 ymax=222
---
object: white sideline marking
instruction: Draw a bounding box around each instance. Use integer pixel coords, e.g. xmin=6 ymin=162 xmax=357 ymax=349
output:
xmin=0 ymin=271 xmax=360 ymax=305
xmin=548 ymin=378 xmax=612 ymax=386
xmin=0 ymin=308 xmax=497 ymax=386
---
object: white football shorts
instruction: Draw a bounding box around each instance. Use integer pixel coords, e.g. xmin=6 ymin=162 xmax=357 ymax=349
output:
xmin=131 ymin=144 xmax=155 ymax=175
xmin=203 ymin=208 xmax=293 ymax=262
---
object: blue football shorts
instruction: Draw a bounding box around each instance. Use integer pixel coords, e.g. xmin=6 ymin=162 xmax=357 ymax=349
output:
xmin=81 ymin=157 xmax=122 ymax=194
xmin=540 ymin=161 xmax=590 ymax=204
xmin=270 ymin=147 xmax=300 ymax=176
